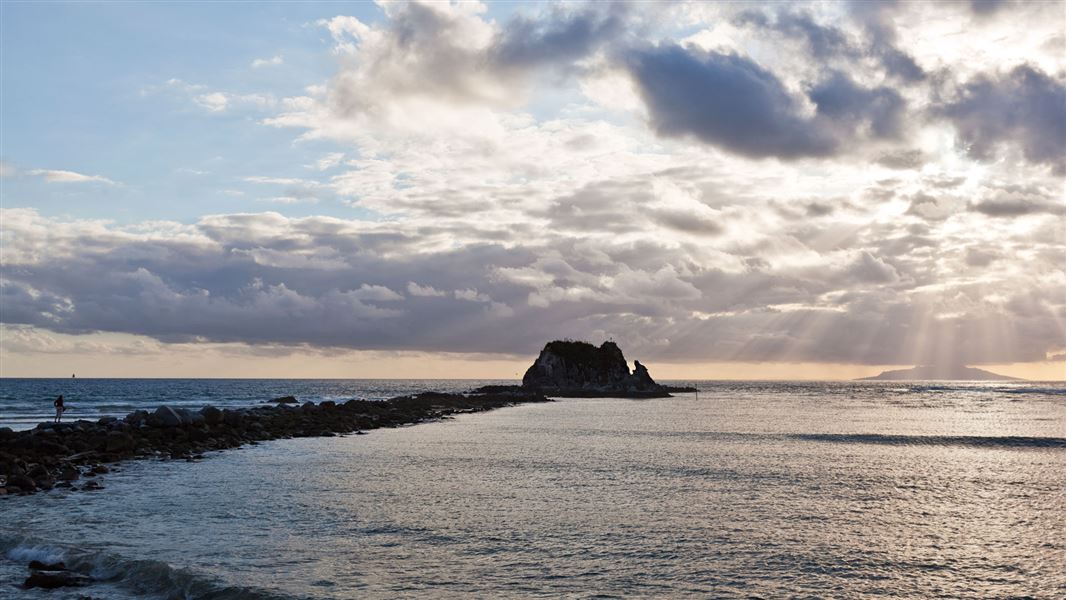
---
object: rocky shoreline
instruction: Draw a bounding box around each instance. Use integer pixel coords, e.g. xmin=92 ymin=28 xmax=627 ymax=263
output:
xmin=0 ymin=387 xmax=549 ymax=499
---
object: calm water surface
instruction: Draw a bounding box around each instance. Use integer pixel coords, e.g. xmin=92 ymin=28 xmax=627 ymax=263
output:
xmin=1 ymin=380 xmax=1064 ymax=599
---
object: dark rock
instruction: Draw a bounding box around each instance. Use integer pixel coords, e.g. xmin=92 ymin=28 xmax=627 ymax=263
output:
xmin=222 ymin=410 xmax=243 ymax=427
xmin=24 ymin=569 xmax=92 ymax=589
xmin=58 ymin=466 xmax=80 ymax=481
xmin=28 ymin=560 xmax=66 ymax=571
xmin=150 ymin=406 xmax=184 ymax=428
xmin=125 ymin=410 xmax=149 ymax=426
xmin=9 ymin=474 xmax=36 ymax=491
xmin=200 ymin=406 xmax=223 ymax=425
xmin=520 ymin=340 xmax=675 ymax=398
xmin=270 ymin=395 xmax=298 ymax=404
xmin=177 ymin=408 xmax=205 ymax=426
xmin=105 ymin=431 xmax=131 ymax=453
xmin=630 ymin=360 xmax=658 ymax=390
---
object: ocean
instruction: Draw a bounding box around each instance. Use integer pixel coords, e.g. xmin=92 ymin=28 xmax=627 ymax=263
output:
xmin=2 ymin=379 xmax=1064 ymax=598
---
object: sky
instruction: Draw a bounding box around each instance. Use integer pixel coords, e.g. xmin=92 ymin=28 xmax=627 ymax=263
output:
xmin=1 ymin=0 xmax=1064 ymax=380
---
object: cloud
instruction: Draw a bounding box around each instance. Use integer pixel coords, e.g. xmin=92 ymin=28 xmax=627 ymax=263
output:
xmin=491 ymin=3 xmax=627 ymax=70
xmin=309 ymin=153 xmax=344 ymax=171
xmin=969 ymin=0 xmax=1010 ymax=16
xmin=624 ymin=44 xmax=837 ymax=159
xmin=0 ymin=161 xmax=15 ymax=177
xmin=407 ymin=282 xmax=446 ymax=297
xmin=874 ymin=149 xmax=926 ymax=169
xmin=623 ymin=44 xmax=912 ymax=159
xmin=971 ymin=198 xmax=1065 ymax=217
xmin=28 ymin=169 xmax=116 ymax=184
xmin=808 ymin=71 xmax=906 ymax=139
xmin=251 ymin=55 xmax=283 ymax=68
xmin=194 ymin=91 xmax=276 ymax=113
xmin=967 ymin=182 xmax=1065 ymax=217
xmin=847 ymin=0 xmax=926 ymax=82
xmin=939 ymin=64 xmax=1066 ymax=172
xmin=735 ymin=4 xmax=924 ymax=82
xmin=3 ymin=204 xmax=1062 ymax=366
xmin=734 ymin=9 xmax=858 ymax=60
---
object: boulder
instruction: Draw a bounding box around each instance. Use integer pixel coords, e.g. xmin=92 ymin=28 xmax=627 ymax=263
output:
xmin=200 ymin=406 xmax=223 ymax=425
xmin=8 ymin=474 xmax=35 ymax=490
xmin=104 ymin=431 xmax=131 ymax=453
xmin=176 ymin=408 xmax=205 ymax=426
xmin=222 ymin=410 xmax=243 ymax=427
xmin=58 ymin=466 xmax=80 ymax=481
xmin=270 ymin=395 xmax=298 ymax=404
xmin=150 ymin=406 xmax=183 ymax=428
xmin=24 ymin=569 xmax=92 ymax=589
xmin=28 ymin=560 xmax=66 ymax=571
xmin=125 ymin=410 xmax=149 ymax=426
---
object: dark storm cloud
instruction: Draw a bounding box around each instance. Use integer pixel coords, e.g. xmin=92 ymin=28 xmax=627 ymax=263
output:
xmin=4 ymin=205 xmax=1064 ymax=365
xmin=969 ymin=0 xmax=1009 ymax=16
xmin=624 ymin=44 xmax=838 ymax=159
xmin=737 ymin=3 xmax=925 ymax=83
xmin=809 ymin=71 xmax=906 ymax=139
xmin=939 ymin=65 xmax=1066 ymax=173
xmin=734 ymin=9 xmax=857 ymax=60
xmin=847 ymin=0 xmax=926 ymax=82
xmin=622 ymin=43 xmax=918 ymax=159
xmin=971 ymin=198 xmax=1065 ymax=217
xmin=492 ymin=4 xmax=627 ymax=70
xmin=967 ymin=182 xmax=1065 ymax=218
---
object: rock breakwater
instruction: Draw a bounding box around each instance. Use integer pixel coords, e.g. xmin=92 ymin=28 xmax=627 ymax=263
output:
xmin=0 ymin=389 xmax=548 ymax=498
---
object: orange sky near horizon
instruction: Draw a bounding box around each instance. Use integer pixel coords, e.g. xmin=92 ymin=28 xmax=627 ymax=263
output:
xmin=3 ymin=339 xmax=1062 ymax=381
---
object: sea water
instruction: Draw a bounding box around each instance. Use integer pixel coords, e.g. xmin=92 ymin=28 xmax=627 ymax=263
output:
xmin=1 ymin=380 xmax=1064 ymax=598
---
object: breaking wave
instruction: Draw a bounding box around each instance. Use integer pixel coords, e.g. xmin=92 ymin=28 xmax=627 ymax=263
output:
xmin=0 ymin=533 xmax=296 ymax=600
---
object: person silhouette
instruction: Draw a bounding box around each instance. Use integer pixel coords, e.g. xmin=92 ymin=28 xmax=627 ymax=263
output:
xmin=54 ymin=395 xmax=65 ymax=423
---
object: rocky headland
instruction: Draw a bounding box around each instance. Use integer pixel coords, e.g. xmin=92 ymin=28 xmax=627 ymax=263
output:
xmin=0 ymin=388 xmax=548 ymax=500
xmin=517 ymin=340 xmax=696 ymax=398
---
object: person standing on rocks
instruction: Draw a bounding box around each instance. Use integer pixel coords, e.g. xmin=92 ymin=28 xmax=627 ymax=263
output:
xmin=53 ymin=395 xmax=65 ymax=423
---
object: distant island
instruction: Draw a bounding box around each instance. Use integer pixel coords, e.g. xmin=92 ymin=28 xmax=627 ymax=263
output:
xmin=859 ymin=364 xmax=1020 ymax=381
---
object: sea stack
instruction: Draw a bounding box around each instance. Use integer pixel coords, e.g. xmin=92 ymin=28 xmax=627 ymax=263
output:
xmin=521 ymin=340 xmax=693 ymax=398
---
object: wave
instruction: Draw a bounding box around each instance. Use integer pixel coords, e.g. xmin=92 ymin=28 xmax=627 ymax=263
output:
xmin=0 ymin=533 xmax=299 ymax=600
xmin=791 ymin=433 xmax=1066 ymax=449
